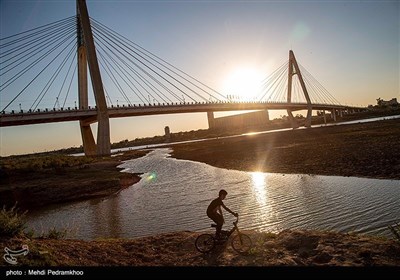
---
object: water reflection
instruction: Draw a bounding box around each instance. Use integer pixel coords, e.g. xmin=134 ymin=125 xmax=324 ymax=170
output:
xmin=251 ymin=172 xmax=268 ymax=208
xmin=89 ymin=196 xmax=122 ymax=238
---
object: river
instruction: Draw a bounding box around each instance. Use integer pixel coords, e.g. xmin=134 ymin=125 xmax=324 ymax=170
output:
xmin=26 ymin=148 xmax=400 ymax=240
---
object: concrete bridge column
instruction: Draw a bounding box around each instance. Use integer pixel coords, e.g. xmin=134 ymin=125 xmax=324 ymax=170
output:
xmin=339 ymin=109 xmax=343 ymax=118
xmin=331 ymin=109 xmax=337 ymax=121
xmin=80 ymin=120 xmax=96 ymax=156
xmin=287 ymin=110 xmax=299 ymax=129
xmin=78 ymin=0 xmax=110 ymax=156
xmin=304 ymin=106 xmax=312 ymax=128
xmin=322 ymin=110 xmax=326 ymax=124
xmin=207 ymin=111 xmax=215 ymax=129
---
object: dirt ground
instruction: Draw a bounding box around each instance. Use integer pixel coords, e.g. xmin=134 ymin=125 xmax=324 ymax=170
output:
xmin=170 ymin=118 xmax=400 ymax=180
xmin=1 ymin=229 xmax=399 ymax=267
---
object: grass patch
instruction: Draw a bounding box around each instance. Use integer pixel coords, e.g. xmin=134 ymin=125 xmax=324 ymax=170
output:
xmin=38 ymin=227 xmax=68 ymax=240
xmin=0 ymin=204 xmax=27 ymax=237
xmin=0 ymin=154 xmax=93 ymax=172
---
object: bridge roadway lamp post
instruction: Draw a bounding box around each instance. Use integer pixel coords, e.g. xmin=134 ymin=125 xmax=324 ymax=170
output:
xmin=77 ymin=0 xmax=111 ymax=156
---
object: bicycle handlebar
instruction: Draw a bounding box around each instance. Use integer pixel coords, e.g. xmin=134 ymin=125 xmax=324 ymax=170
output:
xmin=233 ymin=214 xmax=239 ymax=225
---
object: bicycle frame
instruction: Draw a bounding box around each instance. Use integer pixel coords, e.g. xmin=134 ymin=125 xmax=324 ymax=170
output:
xmin=196 ymin=214 xmax=252 ymax=254
xmin=223 ymin=216 xmax=241 ymax=239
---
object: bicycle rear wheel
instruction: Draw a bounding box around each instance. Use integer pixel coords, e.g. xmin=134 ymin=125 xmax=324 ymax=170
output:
xmin=195 ymin=233 xmax=215 ymax=253
xmin=231 ymin=233 xmax=252 ymax=254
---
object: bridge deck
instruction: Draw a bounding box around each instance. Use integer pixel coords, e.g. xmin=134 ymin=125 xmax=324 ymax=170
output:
xmin=0 ymin=102 xmax=364 ymax=127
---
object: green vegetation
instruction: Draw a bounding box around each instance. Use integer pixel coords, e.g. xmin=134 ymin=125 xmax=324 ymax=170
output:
xmin=39 ymin=227 xmax=68 ymax=240
xmin=0 ymin=204 xmax=69 ymax=241
xmin=0 ymin=150 xmax=146 ymax=210
xmin=0 ymin=154 xmax=93 ymax=173
xmin=0 ymin=205 xmax=27 ymax=237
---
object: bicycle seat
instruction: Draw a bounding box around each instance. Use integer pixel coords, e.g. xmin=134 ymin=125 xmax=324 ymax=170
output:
xmin=211 ymin=224 xmax=217 ymax=228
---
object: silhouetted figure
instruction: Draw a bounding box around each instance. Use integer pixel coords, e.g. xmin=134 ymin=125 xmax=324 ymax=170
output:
xmin=206 ymin=189 xmax=238 ymax=239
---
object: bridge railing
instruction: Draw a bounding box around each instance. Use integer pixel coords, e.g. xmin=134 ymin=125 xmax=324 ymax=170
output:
xmin=1 ymin=101 xmax=366 ymax=116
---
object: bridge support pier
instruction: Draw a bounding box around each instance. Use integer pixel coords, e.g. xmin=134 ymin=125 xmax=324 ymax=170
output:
xmin=304 ymin=106 xmax=312 ymax=128
xmin=96 ymin=114 xmax=111 ymax=155
xmin=331 ymin=109 xmax=337 ymax=121
xmin=77 ymin=0 xmax=111 ymax=156
xmin=287 ymin=110 xmax=300 ymax=129
xmin=207 ymin=111 xmax=215 ymax=129
xmin=80 ymin=120 xmax=96 ymax=156
xmin=322 ymin=110 xmax=327 ymax=124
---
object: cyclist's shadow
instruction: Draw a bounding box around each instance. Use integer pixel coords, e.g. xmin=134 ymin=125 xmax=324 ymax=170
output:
xmin=200 ymin=239 xmax=230 ymax=265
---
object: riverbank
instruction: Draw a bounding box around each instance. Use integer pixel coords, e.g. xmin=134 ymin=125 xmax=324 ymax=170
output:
xmin=1 ymin=229 xmax=399 ymax=266
xmin=1 ymin=119 xmax=400 ymax=267
xmin=170 ymin=118 xmax=400 ymax=180
xmin=0 ymin=150 xmax=148 ymax=210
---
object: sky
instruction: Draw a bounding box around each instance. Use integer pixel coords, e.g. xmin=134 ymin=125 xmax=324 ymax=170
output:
xmin=0 ymin=0 xmax=399 ymax=156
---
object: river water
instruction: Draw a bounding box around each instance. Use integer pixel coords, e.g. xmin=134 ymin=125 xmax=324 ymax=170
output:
xmin=26 ymin=148 xmax=400 ymax=240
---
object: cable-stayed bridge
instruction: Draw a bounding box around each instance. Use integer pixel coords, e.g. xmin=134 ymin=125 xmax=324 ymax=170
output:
xmin=0 ymin=0 xmax=366 ymax=156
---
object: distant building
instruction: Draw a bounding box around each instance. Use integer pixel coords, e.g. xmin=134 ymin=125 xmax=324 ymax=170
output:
xmin=209 ymin=110 xmax=269 ymax=130
xmin=164 ymin=126 xmax=170 ymax=141
xmin=376 ymin=98 xmax=398 ymax=106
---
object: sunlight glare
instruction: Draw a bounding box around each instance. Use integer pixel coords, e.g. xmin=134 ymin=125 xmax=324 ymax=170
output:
xmin=251 ymin=172 xmax=267 ymax=208
xmin=222 ymin=68 xmax=265 ymax=101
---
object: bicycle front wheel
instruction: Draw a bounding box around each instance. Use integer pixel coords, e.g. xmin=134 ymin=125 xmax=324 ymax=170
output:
xmin=231 ymin=233 xmax=252 ymax=254
xmin=195 ymin=233 xmax=215 ymax=253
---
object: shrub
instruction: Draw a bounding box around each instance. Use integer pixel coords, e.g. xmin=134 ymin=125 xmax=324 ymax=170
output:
xmin=40 ymin=227 xmax=68 ymax=239
xmin=0 ymin=204 xmax=27 ymax=237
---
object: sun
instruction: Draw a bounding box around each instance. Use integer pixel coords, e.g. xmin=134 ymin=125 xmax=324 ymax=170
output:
xmin=222 ymin=68 xmax=265 ymax=101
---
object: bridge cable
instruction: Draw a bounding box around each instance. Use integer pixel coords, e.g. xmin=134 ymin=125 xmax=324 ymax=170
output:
xmin=61 ymin=63 xmax=77 ymax=109
xmin=91 ymin=22 xmax=200 ymax=103
xmin=30 ymin=41 xmax=77 ymax=111
xmin=0 ymin=16 xmax=76 ymax=44
xmin=258 ymin=61 xmax=288 ymax=102
xmin=94 ymin=34 xmax=172 ymax=104
xmin=298 ymin=63 xmax=341 ymax=105
xmin=96 ymin=51 xmax=134 ymax=105
xmin=0 ymin=29 xmax=76 ymax=92
xmin=91 ymin=18 xmax=227 ymax=102
xmin=51 ymin=46 xmax=77 ymax=109
xmin=1 ymin=35 xmax=76 ymax=111
xmin=92 ymin=26 xmax=184 ymax=103
xmin=0 ymin=18 xmax=76 ymax=63
xmin=91 ymin=18 xmax=227 ymax=101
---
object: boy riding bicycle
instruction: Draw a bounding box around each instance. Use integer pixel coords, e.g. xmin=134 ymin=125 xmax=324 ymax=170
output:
xmin=206 ymin=189 xmax=238 ymax=240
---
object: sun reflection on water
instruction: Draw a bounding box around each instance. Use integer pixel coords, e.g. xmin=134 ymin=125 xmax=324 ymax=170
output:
xmin=249 ymin=172 xmax=282 ymax=233
xmin=251 ymin=172 xmax=268 ymax=208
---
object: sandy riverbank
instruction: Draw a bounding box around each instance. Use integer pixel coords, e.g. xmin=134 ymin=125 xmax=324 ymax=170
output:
xmin=1 ymin=229 xmax=399 ymax=267
xmin=170 ymin=118 xmax=400 ymax=180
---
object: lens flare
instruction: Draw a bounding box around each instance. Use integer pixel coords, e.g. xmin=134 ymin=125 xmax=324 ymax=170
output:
xmin=145 ymin=172 xmax=157 ymax=183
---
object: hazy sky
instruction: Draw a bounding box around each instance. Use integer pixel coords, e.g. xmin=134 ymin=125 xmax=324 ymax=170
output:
xmin=0 ymin=0 xmax=399 ymax=156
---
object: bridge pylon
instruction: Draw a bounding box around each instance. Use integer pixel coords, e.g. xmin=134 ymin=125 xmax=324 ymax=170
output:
xmin=287 ymin=50 xmax=312 ymax=128
xmin=76 ymin=0 xmax=111 ymax=156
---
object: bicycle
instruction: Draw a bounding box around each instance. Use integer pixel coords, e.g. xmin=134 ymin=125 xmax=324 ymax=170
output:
xmin=195 ymin=215 xmax=252 ymax=254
